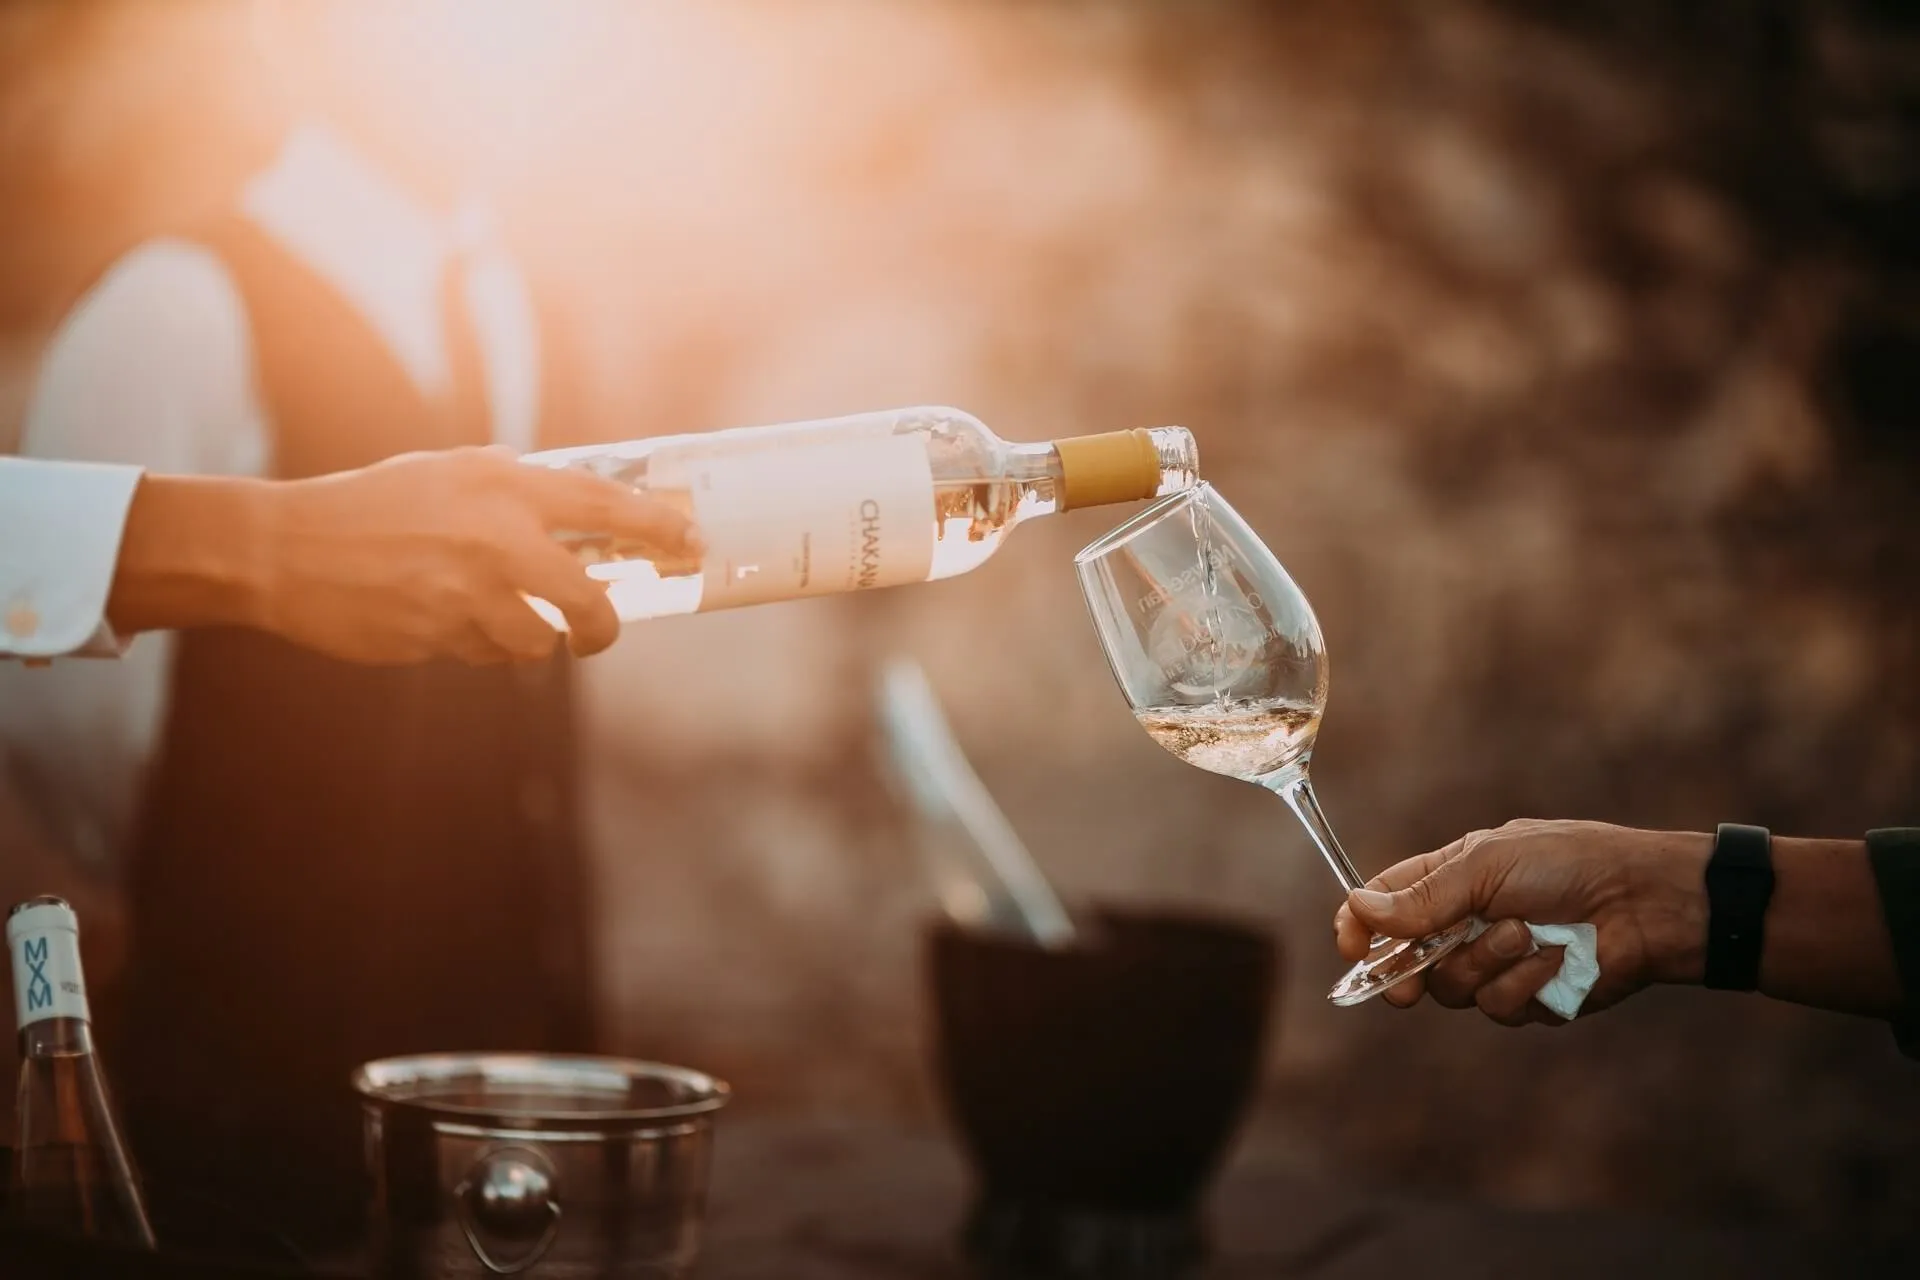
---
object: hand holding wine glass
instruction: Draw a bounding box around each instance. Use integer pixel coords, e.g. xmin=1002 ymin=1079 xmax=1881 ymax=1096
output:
xmin=1074 ymin=483 xmax=1479 ymax=1005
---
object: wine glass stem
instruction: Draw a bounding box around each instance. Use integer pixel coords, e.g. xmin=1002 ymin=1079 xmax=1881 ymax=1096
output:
xmin=1265 ymin=771 xmax=1365 ymax=894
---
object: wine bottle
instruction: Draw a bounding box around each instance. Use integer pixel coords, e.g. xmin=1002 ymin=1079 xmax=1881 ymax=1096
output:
xmin=522 ymin=406 xmax=1198 ymax=623
xmin=7 ymin=896 xmax=155 ymax=1248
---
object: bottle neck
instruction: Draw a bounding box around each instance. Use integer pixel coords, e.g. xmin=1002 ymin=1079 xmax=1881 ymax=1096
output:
xmin=19 ymin=1016 xmax=95 ymax=1059
xmin=1004 ymin=440 xmax=1063 ymax=481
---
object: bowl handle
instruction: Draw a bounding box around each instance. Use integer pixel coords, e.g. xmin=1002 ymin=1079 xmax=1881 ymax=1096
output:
xmin=455 ymin=1145 xmax=562 ymax=1275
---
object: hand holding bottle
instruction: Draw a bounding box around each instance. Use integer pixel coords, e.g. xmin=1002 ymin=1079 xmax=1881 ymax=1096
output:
xmin=105 ymin=446 xmax=699 ymax=664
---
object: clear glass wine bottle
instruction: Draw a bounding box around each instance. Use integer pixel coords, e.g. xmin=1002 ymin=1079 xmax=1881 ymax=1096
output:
xmin=522 ymin=406 xmax=1199 ymax=624
xmin=7 ymin=896 xmax=155 ymax=1248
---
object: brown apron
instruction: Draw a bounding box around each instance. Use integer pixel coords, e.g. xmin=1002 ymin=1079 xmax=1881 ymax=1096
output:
xmin=110 ymin=212 xmax=597 ymax=1253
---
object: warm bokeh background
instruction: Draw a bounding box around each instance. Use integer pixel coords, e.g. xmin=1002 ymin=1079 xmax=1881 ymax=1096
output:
xmin=3 ymin=0 xmax=1916 ymax=1246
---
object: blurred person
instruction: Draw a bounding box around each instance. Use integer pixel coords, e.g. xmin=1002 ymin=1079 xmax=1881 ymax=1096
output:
xmin=0 ymin=1 xmax=647 ymax=1250
xmin=0 ymin=452 xmax=689 ymax=1050
xmin=1334 ymin=820 xmax=1918 ymax=1058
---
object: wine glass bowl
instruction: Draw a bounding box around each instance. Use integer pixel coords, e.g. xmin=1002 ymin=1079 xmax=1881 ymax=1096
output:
xmin=1076 ymin=486 xmax=1326 ymax=778
xmin=1074 ymin=484 xmax=1475 ymax=1006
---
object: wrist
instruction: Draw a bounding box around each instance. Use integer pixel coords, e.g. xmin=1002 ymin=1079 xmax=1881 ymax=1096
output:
xmin=106 ymin=475 xmax=276 ymax=635
xmin=1633 ymin=829 xmax=1714 ymax=986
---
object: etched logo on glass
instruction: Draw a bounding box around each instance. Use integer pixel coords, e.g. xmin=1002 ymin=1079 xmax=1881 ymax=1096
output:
xmin=1146 ymin=592 xmax=1276 ymax=697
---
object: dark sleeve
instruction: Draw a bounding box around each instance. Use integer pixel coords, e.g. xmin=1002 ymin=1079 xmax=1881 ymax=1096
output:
xmin=1867 ymin=828 xmax=1920 ymax=1059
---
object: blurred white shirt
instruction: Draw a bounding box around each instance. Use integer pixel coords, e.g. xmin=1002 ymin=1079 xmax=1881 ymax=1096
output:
xmin=0 ymin=120 xmax=544 ymax=872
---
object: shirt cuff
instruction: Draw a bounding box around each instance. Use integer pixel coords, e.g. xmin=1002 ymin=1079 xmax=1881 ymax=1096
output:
xmin=0 ymin=458 xmax=144 ymax=660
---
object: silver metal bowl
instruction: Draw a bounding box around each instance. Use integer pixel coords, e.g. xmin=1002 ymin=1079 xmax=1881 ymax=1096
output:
xmin=353 ymin=1053 xmax=729 ymax=1278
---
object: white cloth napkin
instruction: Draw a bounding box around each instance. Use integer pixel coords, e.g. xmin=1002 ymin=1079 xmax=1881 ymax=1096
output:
xmin=1464 ymin=920 xmax=1600 ymax=1020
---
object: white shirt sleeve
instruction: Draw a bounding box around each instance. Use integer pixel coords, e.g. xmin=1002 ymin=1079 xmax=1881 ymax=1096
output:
xmin=0 ymin=458 xmax=144 ymax=659
xmin=0 ymin=238 xmax=268 ymax=662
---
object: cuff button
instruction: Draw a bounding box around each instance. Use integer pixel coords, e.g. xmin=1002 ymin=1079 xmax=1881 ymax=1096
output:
xmin=5 ymin=598 xmax=40 ymax=640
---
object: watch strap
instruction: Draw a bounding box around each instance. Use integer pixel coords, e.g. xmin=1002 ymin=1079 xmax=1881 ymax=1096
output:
xmin=1703 ymin=822 xmax=1774 ymax=991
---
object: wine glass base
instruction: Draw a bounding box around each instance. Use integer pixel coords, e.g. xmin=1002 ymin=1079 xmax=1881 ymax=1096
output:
xmin=1326 ymin=917 xmax=1477 ymax=1007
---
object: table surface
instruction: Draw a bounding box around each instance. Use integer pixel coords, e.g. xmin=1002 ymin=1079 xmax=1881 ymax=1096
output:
xmin=4 ymin=1116 xmax=1914 ymax=1279
xmin=697 ymin=1115 xmax=1917 ymax=1279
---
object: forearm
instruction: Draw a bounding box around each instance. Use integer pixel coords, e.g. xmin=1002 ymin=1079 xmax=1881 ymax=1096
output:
xmin=1758 ymin=837 xmax=1904 ymax=1017
xmin=1639 ymin=832 xmax=1900 ymax=1016
xmin=105 ymin=474 xmax=275 ymax=635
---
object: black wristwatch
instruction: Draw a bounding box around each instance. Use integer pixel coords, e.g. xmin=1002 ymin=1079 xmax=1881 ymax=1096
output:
xmin=1703 ymin=822 xmax=1775 ymax=991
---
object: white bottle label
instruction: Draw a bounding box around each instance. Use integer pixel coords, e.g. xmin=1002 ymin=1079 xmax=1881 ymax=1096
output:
xmin=8 ymin=903 xmax=89 ymax=1027
xmin=650 ymin=432 xmax=937 ymax=611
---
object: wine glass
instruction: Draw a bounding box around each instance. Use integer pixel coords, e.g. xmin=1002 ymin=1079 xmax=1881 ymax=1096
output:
xmin=1073 ymin=482 xmax=1477 ymax=1005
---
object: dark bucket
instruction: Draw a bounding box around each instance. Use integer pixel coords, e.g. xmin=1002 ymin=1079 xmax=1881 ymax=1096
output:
xmin=925 ymin=906 xmax=1279 ymax=1277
